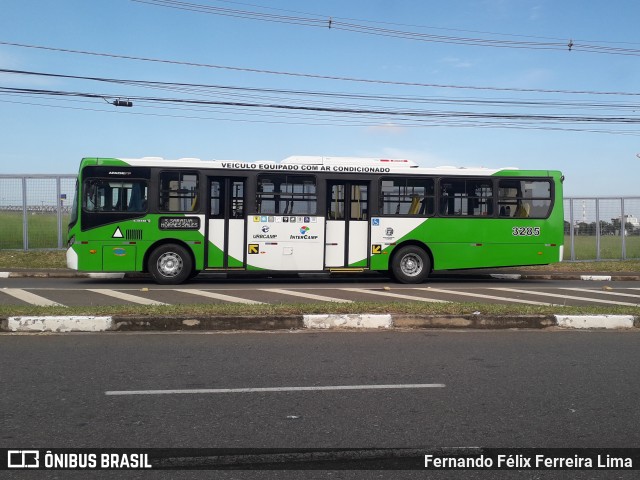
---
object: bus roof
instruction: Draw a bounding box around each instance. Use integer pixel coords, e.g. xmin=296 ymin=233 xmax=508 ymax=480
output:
xmin=81 ymin=156 xmax=559 ymax=177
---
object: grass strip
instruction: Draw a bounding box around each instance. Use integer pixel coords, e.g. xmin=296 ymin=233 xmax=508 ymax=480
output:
xmin=1 ymin=301 xmax=638 ymax=319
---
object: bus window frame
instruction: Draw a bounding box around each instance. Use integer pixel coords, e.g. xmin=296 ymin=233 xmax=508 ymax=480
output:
xmin=158 ymin=170 xmax=200 ymax=213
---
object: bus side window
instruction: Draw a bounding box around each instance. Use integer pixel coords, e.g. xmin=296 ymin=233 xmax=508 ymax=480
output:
xmin=160 ymin=171 xmax=199 ymax=212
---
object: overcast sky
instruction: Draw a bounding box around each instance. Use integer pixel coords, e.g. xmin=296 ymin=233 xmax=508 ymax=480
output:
xmin=1 ymin=0 xmax=639 ymax=196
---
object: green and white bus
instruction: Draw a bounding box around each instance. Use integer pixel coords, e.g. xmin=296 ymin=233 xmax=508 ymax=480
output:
xmin=66 ymin=156 xmax=564 ymax=284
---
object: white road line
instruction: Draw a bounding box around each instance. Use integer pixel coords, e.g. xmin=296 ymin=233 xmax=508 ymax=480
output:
xmin=175 ymin=289 xmax=264 ymax=305
xmin=87 ymin=289 xmax=167 ymax=306
xmin=105 ymin=383 xmax=446 ymax=396
xmin=561 ymin=288 xmax=640 ymax=302
xmin=1 ymin=288 xmax=64 ymax=307
xmin=341 ymin=288 xmax=449 ymax=303
xmin=261 ymin=288 xmax=352 ymax=303
xmin=416 ymin=288 xmax=555 ymax=306
xmin=490 ymin=287 xmax=640 ymax=307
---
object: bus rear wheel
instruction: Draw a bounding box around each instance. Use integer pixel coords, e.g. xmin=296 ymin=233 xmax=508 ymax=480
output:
xmin=148 ymin=244 xmax=193 ymax=285
xmin=391 ymin=245 xmax=430 ymax=284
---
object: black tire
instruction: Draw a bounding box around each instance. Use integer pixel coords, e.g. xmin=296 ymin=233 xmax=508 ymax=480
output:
xmin=391 ymin=245 xmax=430 ymax=284
xmin=148 ymin=244 xmax=193 ymax=285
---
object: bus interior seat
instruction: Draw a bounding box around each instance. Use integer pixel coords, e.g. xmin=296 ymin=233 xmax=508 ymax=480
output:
xmin=408 ymin=195 xmax=421 ymax=215
xmin=515 ymin=202 xmax=530 ymax=218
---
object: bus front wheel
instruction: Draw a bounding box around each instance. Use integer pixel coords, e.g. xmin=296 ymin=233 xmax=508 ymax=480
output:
xmin=148 ymin=244 xmax=193 ymax=285
xmin=391 ymin=245 xmax=430 ymax=284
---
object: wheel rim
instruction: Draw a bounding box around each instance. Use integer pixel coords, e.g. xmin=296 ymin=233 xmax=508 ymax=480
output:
xmin=157 ymin=252 xmax=184 ymax=277
xmin=400 ymin=253 xmax=423 ymax=277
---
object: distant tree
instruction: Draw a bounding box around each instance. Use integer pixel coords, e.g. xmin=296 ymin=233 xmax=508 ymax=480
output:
xmin=625 ymin=222 xmax=635 ymax=235
xmin=577 ymin=222 xmax=590 ymax=235
xmin=599 ymin=220 xmax=614 ymax=235
xmin=612 ymin=218 xmax=622 ymax=235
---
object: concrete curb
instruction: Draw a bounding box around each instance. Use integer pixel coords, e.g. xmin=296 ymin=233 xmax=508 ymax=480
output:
xmin=2 ymin=314 xmax=638 ymax=333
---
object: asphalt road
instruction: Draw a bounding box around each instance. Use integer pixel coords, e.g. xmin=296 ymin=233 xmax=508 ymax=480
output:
xmin=2 ymin=275 xmax=640 ymax=307
xmin=2 ymin=330 xmax=640 ymax=479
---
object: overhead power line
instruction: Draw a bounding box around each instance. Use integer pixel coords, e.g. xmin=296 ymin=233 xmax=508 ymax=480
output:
xmin=3 ymin=69 xmax=640 ymax=112
xmin=2 ymin=84 xmax=639 ymax=126
xmin=189 ymin=0 xmax=640 ymax=46
xmin=132 ymin=0 xmax=640 ymax=56
xmin=2 ymin=40 xmax=640 ymax=97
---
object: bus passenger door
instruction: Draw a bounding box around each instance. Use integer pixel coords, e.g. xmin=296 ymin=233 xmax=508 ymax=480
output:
xmin=207 ymin=178 xmax=246 ymax=268
xmin=325 ymin=182 xmax=369 ymax=268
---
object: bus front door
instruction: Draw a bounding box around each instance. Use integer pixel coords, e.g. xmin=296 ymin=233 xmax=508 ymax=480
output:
xmin=207 ymin=178 xmax=246 ymax=269
xmin=325 ymin=182 xmax=370 ymax=268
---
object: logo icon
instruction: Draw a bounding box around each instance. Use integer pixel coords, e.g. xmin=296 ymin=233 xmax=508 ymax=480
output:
xmin=7 ymin=450 xmax=40 ymax=469
xmin=385 ymin=227 xmax=394 ymax=236
xmin=299 ymin=226 xmax=309 ymax=235
xmin=261 ymin=225 xmax=270 ymax=233
xmin=372 ymin=218 xmax=380 ymax=226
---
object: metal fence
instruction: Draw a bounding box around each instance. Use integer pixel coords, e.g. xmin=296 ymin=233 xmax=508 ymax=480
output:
xmin=0 ymin=175 xmax=77 ymax=250
xmin=564 ymin=197 xmax=640 ymax=261
xmin=1 ymin=175 xmax=639 ymax=261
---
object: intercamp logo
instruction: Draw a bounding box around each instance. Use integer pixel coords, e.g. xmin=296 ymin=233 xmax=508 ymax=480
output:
xmin=7 ymin=450 xmax=40 ymax=468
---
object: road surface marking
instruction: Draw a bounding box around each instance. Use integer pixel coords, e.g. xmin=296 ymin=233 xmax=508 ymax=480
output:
xmin=416 ymin=288 xmax=555 ymax=305
xmin=561 ymin=287 xmax=640 ymax=302
xmin=341 ymin=288 xmax=449 ymax=303
xmin=261 ymin=288 xmax=352 ymax=303
xmin=490 ymin=287 xmax=640 ymax=306
xmin=87 ymin=288 xmax=167 ymax=305
xmin=105 ymin=383 xmax=446 ymax=396
xmin=1 ymin=288 xmax=64 ymax=306
xmin=175 ymin=289 xmax=264 ymax=305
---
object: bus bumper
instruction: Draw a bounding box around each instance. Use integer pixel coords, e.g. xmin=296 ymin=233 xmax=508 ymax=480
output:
xmin=66 ymin=247 xmax=78 ymax=270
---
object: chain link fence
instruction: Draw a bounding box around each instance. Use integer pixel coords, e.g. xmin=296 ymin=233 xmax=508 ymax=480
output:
xmin=1 ymin=175 xmax=639 ymax=261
